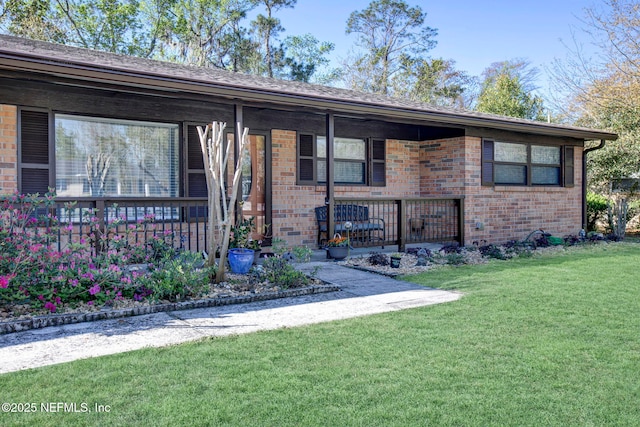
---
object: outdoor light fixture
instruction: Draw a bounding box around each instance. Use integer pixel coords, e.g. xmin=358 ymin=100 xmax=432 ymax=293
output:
xmin=344 ymin=221 xmax=353 ymax=257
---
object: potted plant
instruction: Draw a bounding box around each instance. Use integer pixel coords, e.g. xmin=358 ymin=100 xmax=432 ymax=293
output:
xmin=228 ymin=217 xmax=256 ymax=274
xmin=390 ymin=253 xmax=403 ymax=268
xmin=326 ymin=234 xmax=350 ymax=260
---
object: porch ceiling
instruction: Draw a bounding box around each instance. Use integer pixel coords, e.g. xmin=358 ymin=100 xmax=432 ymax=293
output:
xmin=0 ymin=34 xmax=618 ymax=142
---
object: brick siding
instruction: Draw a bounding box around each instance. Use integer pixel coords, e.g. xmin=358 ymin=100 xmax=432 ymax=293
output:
xmin=462 ymin=137 xmax=583 ymax=244
xmin=270 ymin=131 xmax=423 ymax=247
xmin=271 ymin=130 xmax=583 ymax=248
xmin=0 ymin=104 xmax=18 ymax=194
xmin=0 ymin=113 xmax=584 ymax=247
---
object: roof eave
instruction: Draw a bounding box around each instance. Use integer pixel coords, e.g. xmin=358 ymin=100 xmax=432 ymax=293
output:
xmin=0 ymin=52 xmax=619 ymax=142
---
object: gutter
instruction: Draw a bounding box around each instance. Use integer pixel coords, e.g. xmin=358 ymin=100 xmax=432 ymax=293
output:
xmin=582 ymin=139 xmax=607 ymax=230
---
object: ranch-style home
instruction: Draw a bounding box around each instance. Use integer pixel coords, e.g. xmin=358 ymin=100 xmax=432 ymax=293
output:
xmin=0 ymin=35 xmax=617 ymax=251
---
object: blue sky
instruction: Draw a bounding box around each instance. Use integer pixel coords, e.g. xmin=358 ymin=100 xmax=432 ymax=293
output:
xmin=276 ymin=0 xmax=600 ymax=93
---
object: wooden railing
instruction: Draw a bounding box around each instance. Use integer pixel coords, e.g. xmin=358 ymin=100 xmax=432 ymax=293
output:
xmin=333 ymin=197 xmax=464 ymax=251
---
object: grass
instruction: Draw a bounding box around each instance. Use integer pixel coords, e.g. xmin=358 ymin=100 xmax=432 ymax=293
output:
xmin=1 ymin=243 xmax=639 ymax=426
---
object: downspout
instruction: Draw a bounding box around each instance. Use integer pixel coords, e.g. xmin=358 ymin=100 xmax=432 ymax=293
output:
xmin=582 ymin=139 xmax=607 ymax=230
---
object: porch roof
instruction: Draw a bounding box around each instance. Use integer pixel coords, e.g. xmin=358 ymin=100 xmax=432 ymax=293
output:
xmin=0 ymin=34 xmax=617 ymax=141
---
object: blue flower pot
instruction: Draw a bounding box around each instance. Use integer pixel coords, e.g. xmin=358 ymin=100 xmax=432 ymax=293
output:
xmin=228 ymin=248 xmax=255 ymax=274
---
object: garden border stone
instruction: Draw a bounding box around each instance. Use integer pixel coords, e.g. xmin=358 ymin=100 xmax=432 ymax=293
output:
xmin=0 ymin=284 xmax=340 ymax=335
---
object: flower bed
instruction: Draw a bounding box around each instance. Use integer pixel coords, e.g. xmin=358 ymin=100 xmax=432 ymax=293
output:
xmin=0 ymin=193 xmax=327 ymax=329
xmin=0 ymin=279 xmax=338 ymax=334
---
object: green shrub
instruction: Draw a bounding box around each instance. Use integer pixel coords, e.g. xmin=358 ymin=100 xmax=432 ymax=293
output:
xmin=587 ymin=192 xmax=609 ymax=231
xmin=292 ymin=245 xmax=313 ymax=262
xmin=145 ymin=252 xmax=213 ymax=302
xmin=445 ymin=252 xmax=467 ymax=266
xmin=259 ymin=257 xmax=309 ymax=289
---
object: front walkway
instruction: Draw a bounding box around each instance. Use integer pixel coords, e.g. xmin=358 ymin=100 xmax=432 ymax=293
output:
xmin=0 ymin=262 xmax=460 ymax=374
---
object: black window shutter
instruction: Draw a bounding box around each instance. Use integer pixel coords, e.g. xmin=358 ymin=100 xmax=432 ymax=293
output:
xmin=482 ymin=139 xmax=495 ymax=186
xmin=186 ymin=124 xmax=206 ymax=196
xmin=298 ymin=133 xmax=315 ymax=184
xmin=564 ymin=146 xmax=575 ymax=187
xmin=19 ymin=109 xmax=50 ymax=194
xmin=21 ymin=169 xmax=50 ymax=194
xmin=188 ymin=173 xmax=207 ymax=197
xmin=187 ymin=124 xmax=205 ymax=170
xmin=370 ymin=139 xmax=386 ymax=187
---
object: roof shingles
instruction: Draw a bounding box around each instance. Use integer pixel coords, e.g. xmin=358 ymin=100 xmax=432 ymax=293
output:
xmin=0 ymin=34 xmax=617 ymax=141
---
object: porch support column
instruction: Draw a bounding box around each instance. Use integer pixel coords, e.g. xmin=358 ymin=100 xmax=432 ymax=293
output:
xmin=234 ymin=103 xmax=244 ymax=223
xmin=325 ymin=113 xmax=335 ymax=242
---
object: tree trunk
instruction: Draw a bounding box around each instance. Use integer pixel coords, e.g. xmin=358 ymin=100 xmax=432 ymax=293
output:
xmin=197 ymin=121 xmax=251 ymax=283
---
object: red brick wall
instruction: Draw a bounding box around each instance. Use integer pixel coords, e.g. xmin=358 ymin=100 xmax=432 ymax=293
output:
xmin=419 ymin=137 xmax=466 ymax=198
xmin=418 ymin=136 xmax=583 ymax=245
xmin=270 ymin=131 xmax=422 ymax=247
xmin=271 ymin=131 xmax=584 ymax=248
xmin=0 ymin=104 xmax=18 ymax=194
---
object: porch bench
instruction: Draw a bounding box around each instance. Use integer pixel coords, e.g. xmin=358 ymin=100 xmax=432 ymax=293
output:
xmin=315 ymin=205 xmax=385 ymax=247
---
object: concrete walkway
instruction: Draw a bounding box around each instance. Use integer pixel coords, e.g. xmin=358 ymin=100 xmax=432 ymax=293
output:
xmin=0 ymin=262 xmax=461 ymax=374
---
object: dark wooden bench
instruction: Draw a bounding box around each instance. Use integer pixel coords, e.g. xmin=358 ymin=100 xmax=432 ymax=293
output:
xmin=315 ymin=205 xmax=385 ymax=247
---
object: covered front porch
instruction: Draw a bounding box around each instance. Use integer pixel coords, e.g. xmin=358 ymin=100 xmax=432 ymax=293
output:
xmin=32 ymin=195 xmax=464 ymax=256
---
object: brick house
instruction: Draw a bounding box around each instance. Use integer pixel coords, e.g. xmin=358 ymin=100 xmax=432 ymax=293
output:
xmin=0 ymin=35 xmax=617 ymax=250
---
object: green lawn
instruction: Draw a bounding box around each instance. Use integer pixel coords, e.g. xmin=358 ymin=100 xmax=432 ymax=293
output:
xmin=2 ymin=243 xmax=639 ymax=426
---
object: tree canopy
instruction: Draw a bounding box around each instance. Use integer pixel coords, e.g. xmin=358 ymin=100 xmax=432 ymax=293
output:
xmin=476 ymin=60 xmax=546 ymax=121
xmin=0 ymin=0 xmax=337 ymax=83
xmin=1 ymin=0 xmax=161 ymax=56
xmin=343 ymin=0 xmax=437 ymax=96
xmin=549 ymin=0 xmax=640 ymax=191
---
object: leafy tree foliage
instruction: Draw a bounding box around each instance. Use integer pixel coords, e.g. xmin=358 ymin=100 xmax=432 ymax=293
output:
xmin=549 ymin=0 xmax=640 ymax=192
xmin=0 ymin=0 xmax=335 ymax=83
xmin=391 ymin=57 xmax=473 ymax=108
xmin=343 ymin=0 xmax=437 ymax=96
xmin=281 ymin=34 xmax=341 ymax=84
xmin=476 ymin=60 xmax=546 ymax=120
xmin=157 ymin=0 xmax=257 ymax=69
xmin=250 ymin=0 xmax=296 ymax=78
xmin=1 ymin=0 xmax=66 ymax=42
xmin=1 ymin=0 xmax=162 ymax=57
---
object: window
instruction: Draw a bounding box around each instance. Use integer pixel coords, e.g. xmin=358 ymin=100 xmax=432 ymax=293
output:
xmin=482 ymin=139 xmax=574 ymax=187
xmin=297 ymin=133 xmax=385 ymax=186
xmin=55 ymin=115 xmax=179 ymax=197
xmin=317 ymin=136 xmax=366 ymax=184
xmin=19 ymin=110 xmax=180 ymax=197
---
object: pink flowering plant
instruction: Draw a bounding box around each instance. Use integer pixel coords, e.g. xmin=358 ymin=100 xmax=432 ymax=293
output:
xmin=0 ymin=192 xmax=214 ymax=315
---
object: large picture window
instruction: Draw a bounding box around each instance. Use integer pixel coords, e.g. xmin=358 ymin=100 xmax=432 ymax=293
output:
xmin=55 ymin=115 xmax=179 ymax=197
xmin=297 ymin=133 xmax=385 ymax=186
xmin=482 ymin=139 xmax=574 ymax=187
